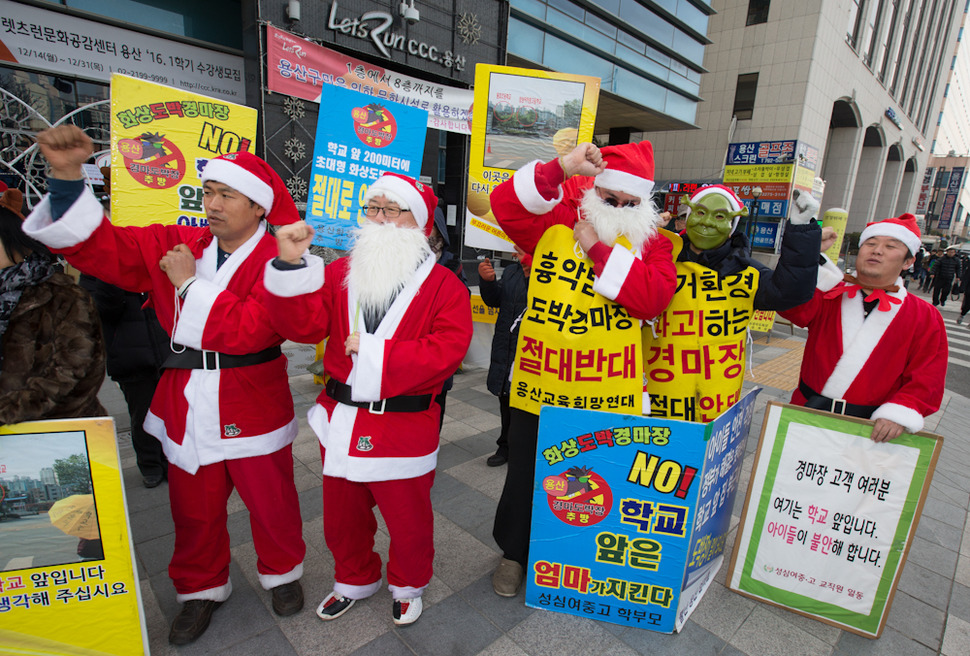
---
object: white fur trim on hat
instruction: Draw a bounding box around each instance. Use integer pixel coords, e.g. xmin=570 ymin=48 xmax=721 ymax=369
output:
xmin=595 ymin=169 xmax=654 ymax=199
xmin=363 ymin=176 xmax=427 ymax=228
xmin=202 ymin=158 xmax=274 ymax=213
xmin=690 ymin=186 xmax=744 ymax=212
xmin=860 ymin=223 xmax=921 ymax=256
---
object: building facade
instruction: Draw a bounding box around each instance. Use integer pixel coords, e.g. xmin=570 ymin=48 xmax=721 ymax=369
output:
xmin=645 ymin=0 xmax=964 ymax=235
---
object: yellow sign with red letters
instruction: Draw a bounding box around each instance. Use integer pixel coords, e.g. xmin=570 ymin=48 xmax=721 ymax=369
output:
xmin=512 ymin=225 xmax=642 ymax=415
xmin=109 ymin=74 xmax=257 ymax=227
xmin=643 ymin=237 xmax=758 ymax=422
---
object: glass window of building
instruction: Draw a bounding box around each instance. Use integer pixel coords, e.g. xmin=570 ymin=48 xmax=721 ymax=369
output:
xmin=733 ymin=73 xmax=759 ymax=120
xmin=846 ymin=0 xmax=866 ymax=48
xmin=746 ymin=0 xmax=770 ymax=26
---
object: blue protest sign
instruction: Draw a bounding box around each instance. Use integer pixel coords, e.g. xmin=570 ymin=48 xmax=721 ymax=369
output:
xmin=526 ymin=388 xmax=760 ymax=633
xmin=306 ymin=84 xmax=428 ymax=249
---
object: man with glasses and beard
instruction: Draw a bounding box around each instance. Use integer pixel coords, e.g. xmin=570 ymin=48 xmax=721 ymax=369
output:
xmin=487 ymin=141 xmax=677 ymax=597
xmin=263 ymin=173 xmax=472 ymax=627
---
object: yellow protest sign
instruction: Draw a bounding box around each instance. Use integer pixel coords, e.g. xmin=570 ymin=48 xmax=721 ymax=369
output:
xmin=512 ymin=226 xmax=642 ymax=415
xmin=822 ymin=208 xmax=849 ymax=261
xmin=471 ymin=293 xmax=500 ymax=324
xmin=644 ymin=236 xmax=758 ymax=422
xmin=748 ymin=309 xmax=776 ymax=332
xmin=464 ymin=64 xmax=599 ymax=250
xmin=723 ymin=164 xmax=794 ymax=184
xmin=110 ymin=74 xmax=258 ymax=227
xmin=0 ymin=418 xmax=146 ymax=654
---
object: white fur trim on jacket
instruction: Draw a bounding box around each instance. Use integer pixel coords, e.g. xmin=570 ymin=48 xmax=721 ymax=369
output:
xmin=592 ymin=244 xmax=636 ymax=301
xmin=263 ymin=254 xmax=325 ymax=297
xmin=257 ymin=562 xmax=304 ymax=590
xmin=22 ymin=186 xmax=104 ymax=248
xmin=177 ymin=578 xmax=232 ymax=603
xmin=819 ymin=284 xmax=907 ymax=399
xmin=512 ymin=160 xmax=563 ymax=215
xmin=172 ymin=278 xmax=220 ymax=349
xmin=816 ymin=255 xmax=844 ymax=292
xmin=871 ymin=402 xmax=924 ymax=434
xmin=202 ymin=158 xmax=273 ymax=213
xmin=350 ymin=333 xmax=385 ymax=402
xmin=146 ymin=407 xmax=298 ymax=475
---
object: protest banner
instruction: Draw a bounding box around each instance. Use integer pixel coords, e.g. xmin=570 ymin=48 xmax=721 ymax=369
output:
xmin=304 ymin=83 xmax=428 ymax=250
xmin=470 ymin=293 xmax=499 ymax=324
xmin=464 ymin=65 xmax=599 ymax=250
xmin=0 ymin=418 xmax=146 ymax=654
xmin=265 ymin=25 xmax=472 ymax=135
xmin=748 ymin=309 xmax=777 ymax=333
xmin=728 ymin=402 xmax=941 ymax=638
xmin=109 ymin=74 xmax=257 ymax=228
xmin=526 ymin=388 xmax=760 ymax=632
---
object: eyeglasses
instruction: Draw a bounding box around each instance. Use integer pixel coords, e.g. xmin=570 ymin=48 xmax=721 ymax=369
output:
xmin=596 ymin=189 xmax=640 ymax=209
xmin=362 ymin=205 xmax=410 ymax=218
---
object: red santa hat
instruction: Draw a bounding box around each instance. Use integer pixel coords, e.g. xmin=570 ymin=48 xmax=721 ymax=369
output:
xmin=200 ymin=152 xmax=299 ymax=225
xmin=860 ymin=213 xmax=921 ymax=256
xmin=689 ymin=184 xmax=746 ymax=233
xmin=362 ymin=172 xmax=438 ymax=236
xmin=594 ymin=141 xmax=655 ymax=199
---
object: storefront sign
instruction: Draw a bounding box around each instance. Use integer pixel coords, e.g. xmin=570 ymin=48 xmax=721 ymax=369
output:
xmin=304 ymin=83 xmax=427 ymax=249
xmin=751 ymin=221 xmax=779 ymax=247
xmin=527 ymin=389 xmax=759 ymax=633
xmin=0 ymin=418 xmax=146 ymax=654
xmin=726 ymin=141 xmax=796 ymax=166
xmin=729 ymin=403 xmax=941 ymax=638
xmin=267 ymin=26 xmax=472 ymax=134
xmin=326 ymin=1 xmax=465 ymax=72
xmin=464 ymin=64 xmax=599 ymax=250
xmin=109 ymin=74 xmax=256 ymax=228
xmin=0 ymin=0 xmax=245 ymax=101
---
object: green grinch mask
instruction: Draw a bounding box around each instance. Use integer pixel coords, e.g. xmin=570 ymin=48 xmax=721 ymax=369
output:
xmin=681 ymin=193 xmax=748 ymax=251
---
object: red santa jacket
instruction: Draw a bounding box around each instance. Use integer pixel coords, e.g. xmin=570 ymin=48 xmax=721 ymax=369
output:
xmin=490 ymin=159 xmax=675 ymax=321
xmin=781 ymin=265 xmax=947 ymax=434
xmin=23 ymin=188 xmax=296 ymax=474
xmin=263 ymin=254 xmax=473 ymax=482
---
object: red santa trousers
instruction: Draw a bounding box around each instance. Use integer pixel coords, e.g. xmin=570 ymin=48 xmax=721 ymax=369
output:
xmin=168 ymin=445 xmax=305 ymax=599
xmin=322 ymin=466 xmax=435 ymax=600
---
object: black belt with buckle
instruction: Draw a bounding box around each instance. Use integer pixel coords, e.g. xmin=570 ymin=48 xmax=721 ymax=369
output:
xmin=798 ymin=380 xmax=879 ymax=419
xmin=163 ymin=345 xmax=282 ymax=370
xmin=326 ymin=378 xmax=440 ymax=414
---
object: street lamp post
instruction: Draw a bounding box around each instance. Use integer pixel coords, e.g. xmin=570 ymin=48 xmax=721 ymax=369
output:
xmin=748 ymin=186 xmax=762 ymax=246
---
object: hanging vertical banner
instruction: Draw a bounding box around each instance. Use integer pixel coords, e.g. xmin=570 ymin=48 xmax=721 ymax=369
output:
xmin=265 ymin=25 xmax=472 ymax=134
xmin=0 ymin=418 xmax=146 ymax=654
xmin=937 ymin=166 xmax=965 ymax=231
xmin=305 ymin=83 xmax=428 ymax=250
xmin=728 ymin=403 xmax=941 ymax=638
xmin=109 ymin=74 xmax=257 ymax=228
xmin=464 ymin=65 xmax=599 ymax=250
xmin=527 ymin=389 xmax=760 ymax=633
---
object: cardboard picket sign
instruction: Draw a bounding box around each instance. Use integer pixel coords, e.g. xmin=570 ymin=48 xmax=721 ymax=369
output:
xmin=526 ymin=388 xmax=760 ymax=633
xmin=728 ymin=402 xmax=941 ymax=638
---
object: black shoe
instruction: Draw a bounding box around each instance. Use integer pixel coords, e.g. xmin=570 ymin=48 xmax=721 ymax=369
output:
xmin=271 ymin=580 xmax=304 ymax=616
xmin=143 ymin=472 xmax=165 ymax=488
xmin=487 ymin=451 xmax=508 ymax=467
xmin=168 ymin=599 xmax=222 ymax=645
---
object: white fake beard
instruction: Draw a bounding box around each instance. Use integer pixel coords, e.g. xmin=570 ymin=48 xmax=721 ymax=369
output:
xmin=348 ymin=221 xmax=432 ymax=317
xmin=579 ymin=187 xmax=662 ymax=250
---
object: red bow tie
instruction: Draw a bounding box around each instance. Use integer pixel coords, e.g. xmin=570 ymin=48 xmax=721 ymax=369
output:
xmin=823 ymin=275 xmax=902 ymax=312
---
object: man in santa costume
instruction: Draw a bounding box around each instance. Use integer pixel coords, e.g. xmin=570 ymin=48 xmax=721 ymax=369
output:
xmin=263 ymin=173 xmax=472 ymax=627
xmin=26 ymin=126 xmax=306 ymax=645
xmin=487 ymin=141 xmax=677 ymax=597
xmin=782 ymin=213 xmax=947 ymax=442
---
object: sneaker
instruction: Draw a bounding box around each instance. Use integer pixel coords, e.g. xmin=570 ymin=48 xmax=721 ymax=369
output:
xmin=492 ymin=558 xmax=524 ymax=597
xmin=168 ymin=599 xmax=222 ymax=645
xmin=271 ymin=580 xmax=304 ymax=616
xmin=392 ymin=596 xmax=422 ymax=626
xmin=315 ymin=591 xmax=355 ymax=621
